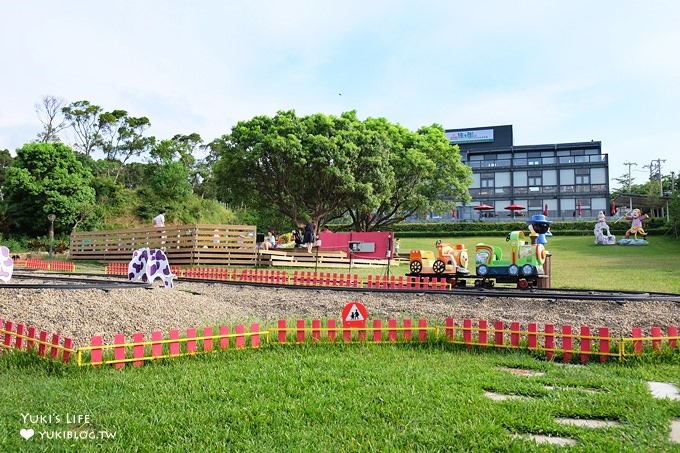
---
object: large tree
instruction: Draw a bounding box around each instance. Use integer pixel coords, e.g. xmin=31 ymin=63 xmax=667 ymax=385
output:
xmin=210 ymin=110 xmax=471 ymax=231
xmin=4 ymin=143 xmax=96 ymax=235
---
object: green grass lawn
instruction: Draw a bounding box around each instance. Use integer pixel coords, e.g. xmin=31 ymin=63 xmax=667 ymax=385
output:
xmin=1 ymin=345 xmax=679 ymax=452
xmin=399 ymin=234 xmax=680 ymax=294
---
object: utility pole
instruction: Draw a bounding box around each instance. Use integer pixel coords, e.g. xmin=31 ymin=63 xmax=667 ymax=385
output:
xmin=644 ymin=159 xmax=666 ymax=197
xmin=623 ymin=162 xmax=637 ymax=192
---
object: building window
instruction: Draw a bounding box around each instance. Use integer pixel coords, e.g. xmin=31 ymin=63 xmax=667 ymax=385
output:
xmin=575 ymin=168 xmax=590 ymax=185
xmin=528 ymin=170 xmax=542 ymax=186
xmin=481 ymin=173 xmax=494 ymax=188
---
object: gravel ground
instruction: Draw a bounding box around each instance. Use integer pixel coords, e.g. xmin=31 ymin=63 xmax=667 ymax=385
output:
xmin=1 ymin=280 xmax=679 ymax=346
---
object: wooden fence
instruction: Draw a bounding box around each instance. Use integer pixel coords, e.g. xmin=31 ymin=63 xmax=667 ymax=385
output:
xmin=70 ymin=224 xmax=257 ymax=266
xmin=1 ymin=317 xmax=678 ymax=368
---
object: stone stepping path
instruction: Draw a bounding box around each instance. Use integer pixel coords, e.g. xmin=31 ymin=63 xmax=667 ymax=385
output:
xmin=489 ymin=367 xmax=680 ymax=445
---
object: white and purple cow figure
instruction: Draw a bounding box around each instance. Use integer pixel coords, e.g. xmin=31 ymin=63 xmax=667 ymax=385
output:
xmin=0 ymin=246 xmax=14 ymax=283
xmin=128 ymin=247 xmax=175 ymax=288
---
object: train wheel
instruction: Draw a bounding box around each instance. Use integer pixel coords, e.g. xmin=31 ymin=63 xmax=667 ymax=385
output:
xmin=432 ymin=259 xmax=446 ymax=275
xmin=410 ymin=260 xmax=423 ymax=274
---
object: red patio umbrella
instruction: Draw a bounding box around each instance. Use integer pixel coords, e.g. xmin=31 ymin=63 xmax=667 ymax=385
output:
xmin=473 ymin=203 xmax=494 ymax=219
xmin=543 ymin=204 xmax=549 ymax=216
xmin=504 ymin=203 xmax=525 ymax=218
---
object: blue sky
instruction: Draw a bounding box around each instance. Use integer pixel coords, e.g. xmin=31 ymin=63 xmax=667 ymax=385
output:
xmin=2 ymin=1 xmax=679 ymax=188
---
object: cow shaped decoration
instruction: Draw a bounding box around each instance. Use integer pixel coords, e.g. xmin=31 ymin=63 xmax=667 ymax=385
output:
xmin=0 ymin=246 xmax=14 ymax=283
xmin=128 ymin=247 xmax=175 ymax=288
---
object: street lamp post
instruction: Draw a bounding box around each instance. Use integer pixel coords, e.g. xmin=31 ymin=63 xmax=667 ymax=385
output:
xmin=47 ymin=214 xmax=56 ymax=259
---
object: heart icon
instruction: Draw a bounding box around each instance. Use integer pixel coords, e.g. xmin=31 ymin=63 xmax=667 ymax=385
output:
xmin=20 ymin=428 xmax=34 ymax=440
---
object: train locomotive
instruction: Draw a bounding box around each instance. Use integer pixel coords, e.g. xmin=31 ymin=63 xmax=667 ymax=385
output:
xmin=407 ymin=229 xmax=549 ymax=289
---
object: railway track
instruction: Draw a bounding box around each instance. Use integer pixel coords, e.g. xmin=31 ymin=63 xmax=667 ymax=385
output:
xmin=4 ymin=271 xmax=680 ymax=302
xmin=2 ymin=272 xmax=152 ymax=290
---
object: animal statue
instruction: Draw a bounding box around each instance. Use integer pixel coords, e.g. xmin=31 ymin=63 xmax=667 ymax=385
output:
xmin=128 ymin=247 xmax=176 ymax=288
xmin=593 ymin=211 xmax=616 ymax=245
xmin=0 ymin=246 xmax=14 ymax=283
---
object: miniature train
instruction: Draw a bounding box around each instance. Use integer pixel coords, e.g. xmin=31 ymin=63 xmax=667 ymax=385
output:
xmin=407 ymin=230 xmax=549 ymax=289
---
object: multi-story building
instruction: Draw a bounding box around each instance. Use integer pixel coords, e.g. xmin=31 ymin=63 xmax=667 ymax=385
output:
xmin=444 ymin=125 xmax=610 ymax=221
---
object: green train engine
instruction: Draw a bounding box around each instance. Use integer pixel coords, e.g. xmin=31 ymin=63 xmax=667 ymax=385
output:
xmin=474 ymin=230 xmax=547 ymax=289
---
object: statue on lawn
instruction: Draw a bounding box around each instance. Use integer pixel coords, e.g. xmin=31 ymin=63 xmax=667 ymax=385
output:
xmin=593 ymin=211 xmax=616 ymax=245
xmin=617 ymin=208 xmax=649 ymax=246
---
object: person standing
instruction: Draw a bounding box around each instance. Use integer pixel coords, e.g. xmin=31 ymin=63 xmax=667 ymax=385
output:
xmin=152 ymin=210 xmax=166 ymax=228
xmin=303 ymin=221 xmax=315 ymax=253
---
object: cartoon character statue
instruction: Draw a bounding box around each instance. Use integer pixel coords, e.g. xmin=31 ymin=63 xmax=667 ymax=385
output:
xmin=527 ymin=214 xmax=552 ymax=245
xmin=617 ymin=208 xmax=649 ymax=245
xmin=593 ymin=211 xmax=616 ymax=245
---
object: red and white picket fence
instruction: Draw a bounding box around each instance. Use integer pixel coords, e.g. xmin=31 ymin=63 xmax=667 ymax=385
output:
xmin=2 ymin=317 xmax=678 ymax=368
xmin=105 ymin=264 xmax=450 ymax=290
xmin=0 ymin=318 xmax=74 ymax=363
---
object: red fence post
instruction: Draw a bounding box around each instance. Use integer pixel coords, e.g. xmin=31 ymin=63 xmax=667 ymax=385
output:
xmin=132 ymin=332 xmax=144 ymax=367
xmin=38 ymin=330 xmax=48 ymax=357
xmin=669 ymin=326 xmax=678 ymax=349
xmin=494 ymin=321 xmax=504 ymax=347
xmin=445 ymin=317 xmax=455 ymax=341
xmin=631 ymin=327 xmax=643 ymax=355
xmin=114 ymin=333 xmax=126 ymax=369
xmin=527 ymin=323 xmax=537 ymax=350
xmin=219 ymin=325 xmax=229 ymax=350
xmin=478 ymin=320 xmax=488 ymax=346
xmin=186 ymin=328 xmax=197 ymax=354
xmin=15 ymin=323 xmax=25 ymax=349
xmin=312 ymin=320 xmax=321 ymax=342
xmin=562 ymin=325 xmax=573 ymax=363
xmin=463 ymin=319 xmax=472 ymax=346
xmin=510 ymin=322 xmax=520 ymax=348
xmin=203 ymin=327 xmax=213 ymax=352
xmin=545 ymin=324 xmax=554 ymax=361
xmin=418 ymin=319 xmax=427 ymax=342
xmin=388 ymin=319 xmax=397 ymax=342
xmin=235 ymin=324 xmax=245 ymax=349
xmin=50 ymin=333 xmax=61 ymax=360
xmin=580 ymin=326 xmax=590 ymax=364
xmin=278 ymin=320 xmax=287 ymax=344
xmin=599 ymin=327 xmax=609 ymax=363
xmin=90 ymin=336 xmax=103 ymax=366
xmin=251 ymin=323 xmax=260 ymax=348
xmin=27 ymin=326 xmax=36 ymax=351
xmin=373 ymin=320 xmax=382 ymax=343
xmin=3 ymin=320 xmax=13 ymax=348
xmin=152 ymin=331 xmax=163 ymax=358
xmin=169 ymin=329 xmax=180 ymax=357
xmin=651 ymin=326 xmax=661 ymax=351
xmin=296 ymin=320 xmax=306 ymax=344
xmin=403 ymin=319 xmax=412 ymax=342
xmin=62 ymin=338 xmax=73 ymax=363
xmin=327 ymin=320 xmax=337 ymax=342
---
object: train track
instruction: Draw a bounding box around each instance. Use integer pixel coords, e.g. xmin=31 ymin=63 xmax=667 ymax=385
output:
xmin=3 ymin=271 xmax=680 ymax=302
xmin=1 ymin=271 xmax=152 ymax=291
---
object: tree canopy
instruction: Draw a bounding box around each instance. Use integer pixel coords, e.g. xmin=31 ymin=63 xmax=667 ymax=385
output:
xmin=210 ymin=110 xmax=471 ymax=231
xmin=3 ymin=143 xmax=96 ymax=235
